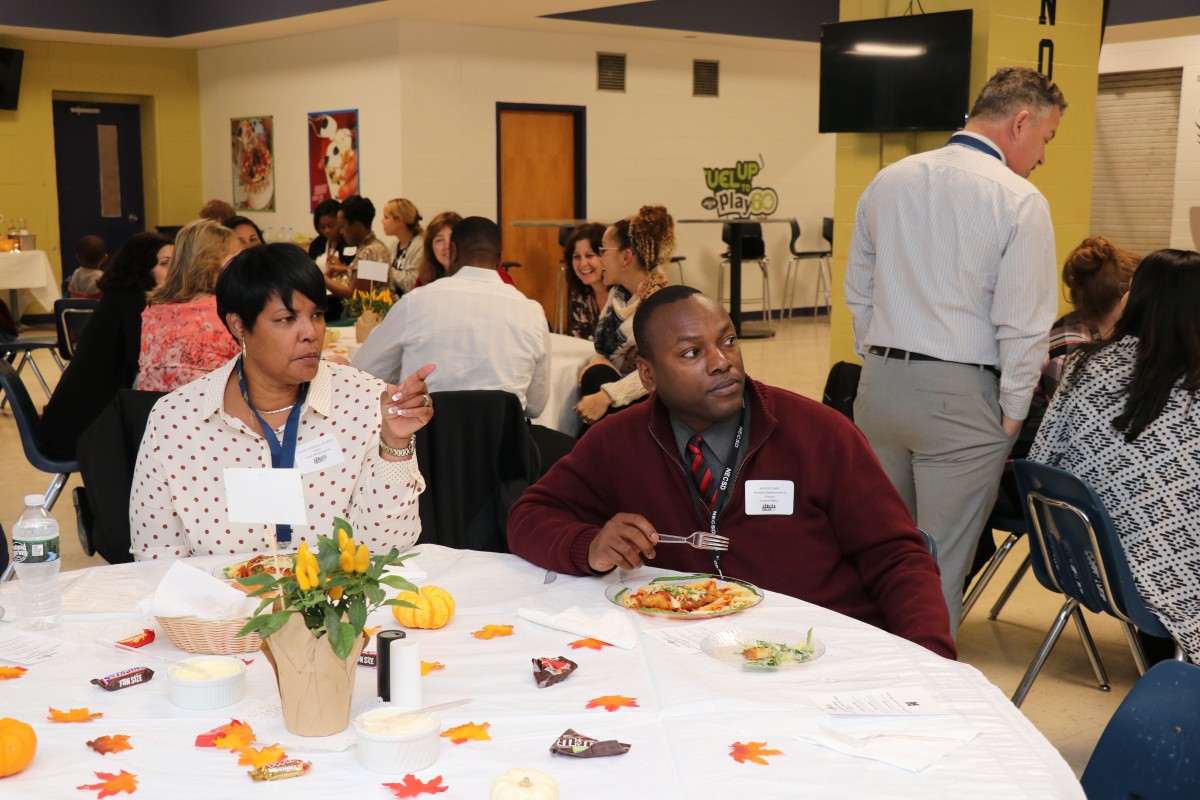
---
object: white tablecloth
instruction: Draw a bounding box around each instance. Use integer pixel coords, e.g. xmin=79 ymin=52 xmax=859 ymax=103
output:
xmin=532 ymin=333 xmax=596 ymax=435
xmin=321 ymin=326 xmax=362 ymax=362
xmin=0 ymin=249 xmax=58 ymax=315
xmin=0 ymin=547 xmax=1082 ymax=798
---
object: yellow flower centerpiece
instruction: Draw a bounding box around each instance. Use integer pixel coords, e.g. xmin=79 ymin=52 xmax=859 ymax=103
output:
xmin=236 ymin=518 xmax=418 ymax=736
xmin=345 ymin=287 xmax=392 ymax=341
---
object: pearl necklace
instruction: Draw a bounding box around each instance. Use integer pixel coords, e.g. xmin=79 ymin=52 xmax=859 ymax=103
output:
xmin=258 ymin=402 xmax=296 ymax=415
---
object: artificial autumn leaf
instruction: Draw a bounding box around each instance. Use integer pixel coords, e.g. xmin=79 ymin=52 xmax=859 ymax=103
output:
xmin=569 ymin=638 xmax=611 ymax=650
xmin=49 ymin=707 xmax=103 ymax=722
xmin=76 ymin=769 xmax=138 ymax=797
xmin=383 ymin=774 xmax=450 ymax=797
xmin=236 ymin=744 xmax=287 ymax=768
xmin=439 ymin=721 xmax=491 ymax=744
xmin=420 ymin=661 xmax=445 ymax=676
xmin=364 ymin=625 xmax=382 ymax=638
xmin=87 ymin=735 xmax=133 ymax=755
xmin=585 ymin=695 xmax=639 ymax=712
xmin=195 ymin=720 xmax=244 ymax=747
xmin=729 ymin=741 xmax=783 ymax=765
xmin=471 ymin=624 xmax=513 ymax=640
xmin=212 ymin=720 xmax=256 ymax=751
xmin=0 ymin=665 xmax=28 ymax=679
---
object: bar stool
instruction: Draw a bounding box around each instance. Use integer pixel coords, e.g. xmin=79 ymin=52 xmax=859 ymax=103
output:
xmin=782 ymin=217 xmax=832 ymax=322
xmin=670 ymin=255 xmax=687 ymax=286
xmin=717 ymin=223 xmax=772 ymax=331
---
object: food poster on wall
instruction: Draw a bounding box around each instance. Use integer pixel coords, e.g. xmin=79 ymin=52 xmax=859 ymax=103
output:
xmin=231 ymin=116 xmax=275 ymax=212
xmin=308 ymin=110 xmax=360 ymax=211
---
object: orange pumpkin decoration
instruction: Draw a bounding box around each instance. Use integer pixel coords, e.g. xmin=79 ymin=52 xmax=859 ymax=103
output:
xmin=0 ymin=718 xmax=37 ymax=777
xmin=392 ymin=585 xmax=456 ymax=629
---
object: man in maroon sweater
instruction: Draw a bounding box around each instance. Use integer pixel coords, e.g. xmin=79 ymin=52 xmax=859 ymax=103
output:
xmin=508 ymin=287 xmax=955 ymax=659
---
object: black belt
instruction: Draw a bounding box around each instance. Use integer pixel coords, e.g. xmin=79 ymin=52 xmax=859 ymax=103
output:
xmin=868 ymin=346 xmax=999 ymax=378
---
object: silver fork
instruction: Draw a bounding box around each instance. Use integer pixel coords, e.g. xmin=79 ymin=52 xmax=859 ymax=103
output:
xmin=655 ymin=532 xmax=730 ymax=551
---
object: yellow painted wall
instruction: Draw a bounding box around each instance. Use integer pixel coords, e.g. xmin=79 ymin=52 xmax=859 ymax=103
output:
xmin=0 ymin=36 xmax=201 ymax=305
xmin=831 ymin=0 xmax=1104 ymax=363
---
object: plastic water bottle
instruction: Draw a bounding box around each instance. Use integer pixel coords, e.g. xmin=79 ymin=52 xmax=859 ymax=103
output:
xmin=12 ymin=495 xmax=62 ymax=630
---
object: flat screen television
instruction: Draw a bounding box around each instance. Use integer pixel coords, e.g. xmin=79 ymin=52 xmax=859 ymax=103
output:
xmin=819 ymin=11 xmax=972 ymax=133
xmin=0 ymin=48 xmax=24 ymax=111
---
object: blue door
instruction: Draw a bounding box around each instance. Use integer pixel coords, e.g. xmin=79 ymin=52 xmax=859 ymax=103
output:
xmin=52 ymin=101 xmax=145 ymax=284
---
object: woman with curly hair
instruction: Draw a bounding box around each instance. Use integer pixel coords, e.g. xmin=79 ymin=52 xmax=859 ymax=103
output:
xmin=574 ymin=205 xmax=674 ymax=427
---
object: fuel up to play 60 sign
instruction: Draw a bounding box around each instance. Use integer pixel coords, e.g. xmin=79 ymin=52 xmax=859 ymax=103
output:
xmin=700 ymin=156 xmax=779 ymax=218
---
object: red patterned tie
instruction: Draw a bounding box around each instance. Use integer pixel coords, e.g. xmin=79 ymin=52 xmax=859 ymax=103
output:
xmin=687 ymin=434 xmax=717 ymax=511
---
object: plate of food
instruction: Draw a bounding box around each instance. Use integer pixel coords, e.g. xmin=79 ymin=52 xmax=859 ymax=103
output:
xmin=213 ymin=553 xmax=296 ymax=583
xmin=699 ymin=628 xmax=824 ymax=670
xmin=605 ymin=574 xmax=763 ymax=619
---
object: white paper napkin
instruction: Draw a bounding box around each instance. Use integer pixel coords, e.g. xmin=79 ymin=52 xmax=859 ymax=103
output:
xmin=517 ymin=605 xmax=638 ymax=649
xmin=792 ymin=715 xmax=979 ymax=772
xmin=142 ymin=561 xmax=260 ymax=619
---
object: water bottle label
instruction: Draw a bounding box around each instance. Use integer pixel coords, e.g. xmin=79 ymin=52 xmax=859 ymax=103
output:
xmin=12 ymin=536 xmax=60 ymax=564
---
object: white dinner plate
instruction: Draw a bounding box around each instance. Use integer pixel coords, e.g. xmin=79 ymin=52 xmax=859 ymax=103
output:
xmin=699 ymin=628 xmax=825 ymax=670
xmin=605 ymin=574 xmax=764 ymax=620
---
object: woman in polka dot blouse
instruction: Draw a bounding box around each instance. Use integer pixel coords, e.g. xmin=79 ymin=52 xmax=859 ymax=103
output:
xmin=128 ymin=243 xmax=435 ymax=560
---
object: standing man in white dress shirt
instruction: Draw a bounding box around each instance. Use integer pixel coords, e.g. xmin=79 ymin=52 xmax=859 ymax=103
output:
xmin=845 ymin=67 xmax=1067 ymax=633
xmin=352 ymin=216 xmax=550 ymax=417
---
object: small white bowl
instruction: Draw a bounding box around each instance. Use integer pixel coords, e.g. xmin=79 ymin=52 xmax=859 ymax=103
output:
xmin=167 ymin=656 xmax=247 ymax=710
xmin=353 ymin=708 xmax=441 ymax=773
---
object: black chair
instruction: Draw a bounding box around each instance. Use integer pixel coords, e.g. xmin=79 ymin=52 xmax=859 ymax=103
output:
xmin=54 ymin=298 xmax=99 ymax=360
xmin=821 ymin=361 xmax=861 ymax=422
xmin=1 ymin=334 xmax=63 ymax=405
xmin=75 ymin=389 xmax=166 ymax=563
xmin=0 ymin=358 xmax=78 ymax=514
xmin=782 ymin=217 xmax=833 ymax=321
xmin=413 ymin=390 xmax=540 ymax=553
xmin=962 ymin=473 xmax=1031 ymax=621
xmin=1081 ymin=659 xmax=1200 ymax=799
xmin=717 ymin=223 xmax=772 ymax=330
xmin=670 ymin=254 xmax=687 ymax=286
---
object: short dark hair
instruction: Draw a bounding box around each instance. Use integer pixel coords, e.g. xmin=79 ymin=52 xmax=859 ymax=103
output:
xmin=340 ymin=195 xmax=375 ymax=229
xmin=98 ymin=231 xmax=170 ymax=293
xmin=216 ymin=243 xmax=327 ymax=334
xmin=312 ymin=199 xmax=341 ymax=232
xmin=451 ymin=216 xmax=501 ymax=258
xmin=76 ymin=235 xmax=108 ymax=267
xmin=969 ymin=66 xmax=1067 ymax=122
xmin=633 ymin=284 xmax=703 ymax=363
xmin=224 ymin=215 xmax=264 ymax=241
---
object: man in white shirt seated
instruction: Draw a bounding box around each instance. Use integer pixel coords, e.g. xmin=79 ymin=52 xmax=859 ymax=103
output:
xmin=352 ymin=216 xmax=550 ymax=417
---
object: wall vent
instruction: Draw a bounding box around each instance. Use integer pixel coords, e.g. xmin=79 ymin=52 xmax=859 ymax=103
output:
xmin=694 ymin=59 xmax=719 ymax=97
xmin=597 ymin=53 xmax=626 ymax=92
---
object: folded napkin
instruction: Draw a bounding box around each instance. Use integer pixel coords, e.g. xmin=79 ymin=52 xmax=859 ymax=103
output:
xmin=142 ymin=561 xmax=260 ymax=620
xmin=517 ymin=605 xmax=638 ymax=649
xmin=792 ymin=715 xmax=979 ymax=772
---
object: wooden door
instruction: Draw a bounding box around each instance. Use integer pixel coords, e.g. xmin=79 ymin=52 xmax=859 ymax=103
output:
xmin=498 ymin=108 xmax=580 ymax=329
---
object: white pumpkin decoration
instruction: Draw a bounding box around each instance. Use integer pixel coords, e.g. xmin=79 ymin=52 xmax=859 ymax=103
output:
xmin=489 ymin=768 xmax=559 ymax=800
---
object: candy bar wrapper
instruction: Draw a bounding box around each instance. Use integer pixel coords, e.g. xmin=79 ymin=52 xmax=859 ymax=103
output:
xmin=91 ymin=667 xmax=154 ymax=691
xmin=248 ymin=759 xmax=311 ymax=781
xmin=551 ymin=728 xmax=631 ymax=758
xmin=533 ymin=656 xmax=578 ymax=688
xmin=115 ymin=629 xmax=156 ymax=648
xmin=358 ymin=651 xmax=377 ymax=668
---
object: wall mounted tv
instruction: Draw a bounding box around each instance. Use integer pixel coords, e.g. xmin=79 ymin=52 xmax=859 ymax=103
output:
xmin=0 ymin=48 xmax=24 ymax=111
xmin=819 ymin=10 xmax=972 ymax=133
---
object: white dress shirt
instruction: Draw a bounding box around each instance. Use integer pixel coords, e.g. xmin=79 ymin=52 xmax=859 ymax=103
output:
xmin=845 ymin=135 xmax=1058 ymax=420
xmin=129 ymin=358 xmax=424 ymax=560
xmin=351 ymin=266 xmax=550 ymax=416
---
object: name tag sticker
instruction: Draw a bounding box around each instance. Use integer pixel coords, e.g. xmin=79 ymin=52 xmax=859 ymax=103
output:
xmin=745 ymin=480 xmax=794 ymax=515
xmin=225 ymin=468 xmax=308 ymax=525
xmin=341 ymin=246 xmax=357 ymax=258
xmin=356 ymin=258 xmax=389 ymax=283
xmin=295 ymin=434 xmax=345 ymax=474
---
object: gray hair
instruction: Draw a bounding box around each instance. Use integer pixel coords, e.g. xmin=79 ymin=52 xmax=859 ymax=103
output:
xmin=968 ymin=67 xmax=1067 ymax=122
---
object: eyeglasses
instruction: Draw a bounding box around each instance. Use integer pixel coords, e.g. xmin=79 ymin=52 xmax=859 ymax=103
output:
xmin=598 ymin=246 xmax=621 ymax=253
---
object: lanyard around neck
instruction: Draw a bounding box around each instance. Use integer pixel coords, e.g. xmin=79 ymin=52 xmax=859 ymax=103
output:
xmin=947 ymin=133 xmax=1002 ymax=162
xmin=235 ymin=356 xmax=308 ymax=545
xmin=697 ymin=396 xmax=748 ymax=577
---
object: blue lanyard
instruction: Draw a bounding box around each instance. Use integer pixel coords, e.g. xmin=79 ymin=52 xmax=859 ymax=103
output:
xmin=235 ymin=356 xmax=308 ymax=545
xmin=947 ymin=133 xmax=1003 ymax=162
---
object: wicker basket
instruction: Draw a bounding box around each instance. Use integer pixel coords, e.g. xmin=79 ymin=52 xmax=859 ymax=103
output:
xmin=156 ymin=616 xmax=262 ymax=655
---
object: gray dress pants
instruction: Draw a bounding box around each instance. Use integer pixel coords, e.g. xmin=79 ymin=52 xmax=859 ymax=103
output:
xmin=855 ymin=352 xmax=1013 ymax=636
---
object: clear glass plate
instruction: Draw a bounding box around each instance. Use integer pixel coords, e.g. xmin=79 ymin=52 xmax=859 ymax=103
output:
xmin=700 ymin=628 xmax=825 ymax=670
xmin=604 ymin=574 xmax=764 ymax=619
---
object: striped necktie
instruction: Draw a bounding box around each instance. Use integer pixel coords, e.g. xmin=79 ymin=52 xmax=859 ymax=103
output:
xmin=687 ymin=434 xmax=717 ymax=511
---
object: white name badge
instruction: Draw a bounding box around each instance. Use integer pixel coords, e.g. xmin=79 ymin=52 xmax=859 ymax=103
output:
xmin=356 ymin=258 xmax=389 ymax=283
xmin=295 ymin=434 xmax=346 ymax=474
xmin=341 ymin=246 xmax=357 ymax=258
xmin=224 ymin=467 xmax=308 ymax=525
xmin=745 ymin=480 xmax=794 ymax=515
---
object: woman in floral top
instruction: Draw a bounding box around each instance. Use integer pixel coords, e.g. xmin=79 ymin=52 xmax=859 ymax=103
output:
xmin=136 ymin=219 xmax=241 ymax=392
xmin=564 ymin=223 xmax=608 ymax=340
